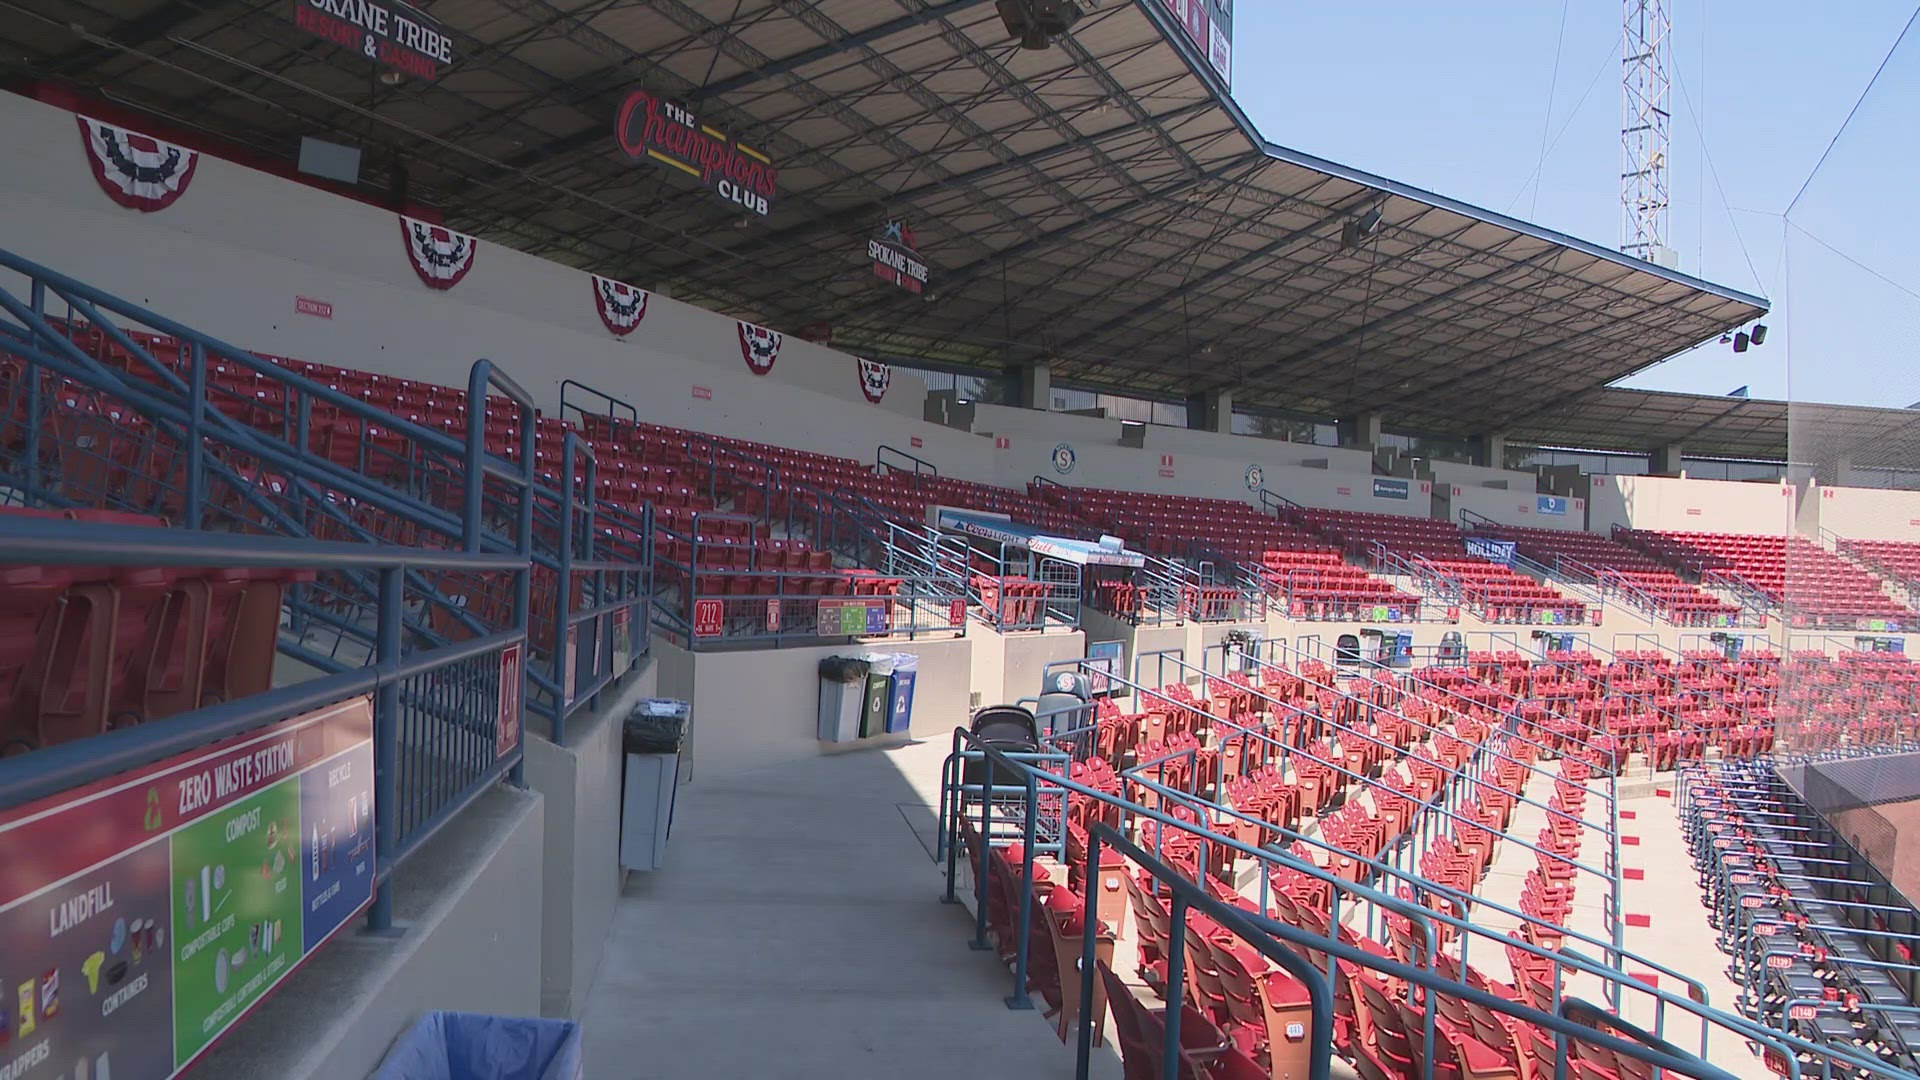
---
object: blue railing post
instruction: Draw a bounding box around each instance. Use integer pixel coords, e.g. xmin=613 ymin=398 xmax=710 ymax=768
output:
xmin=1074 ymin=826 xmax=1102 ymax=1080
xmin=1161 ymin=894 xmax=1188 ymax=1080
xmin=972 ymin=763 xmax=994 ymax=951
xmin=368 ymin=565 xmax=403 ymax=932
xmin=1007 ymin=773 xmax=1038 ymax=1010
xmin=185 ymin=340 xmax=206 ymax=529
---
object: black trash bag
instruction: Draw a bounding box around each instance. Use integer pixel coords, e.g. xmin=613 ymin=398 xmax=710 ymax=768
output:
xmin=818 ymin=657 xmax=871 ymax=684
xmin=623 ymin=699 xmax=689 ymax=755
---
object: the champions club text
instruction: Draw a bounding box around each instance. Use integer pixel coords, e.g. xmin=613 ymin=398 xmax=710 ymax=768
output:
xmin=615 ymin=89 xmax=777 ymax=217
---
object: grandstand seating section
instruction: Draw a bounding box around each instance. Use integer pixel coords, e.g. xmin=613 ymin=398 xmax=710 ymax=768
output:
xmin=1837 ymin=538 xmax=1920 ymax=590
xmin=1468 ymin=523 xmax=1741 ymax=625
xmin=0 ymin=505 xmax=306 ymax=755
xmin=1618 ymin=529 xmax=1915 ymax=627
xmin=1297 ymin=509 xmax=1587 ymax=623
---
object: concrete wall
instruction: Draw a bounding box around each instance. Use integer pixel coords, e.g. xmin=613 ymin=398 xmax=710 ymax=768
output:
xmin=1429 ymin=460 xmax=1533 ymax=490
xmin=0 ymin=90 xmax=979 ymax=468
xmin=1812 ymin=484 xmax=1920 ymax=542
xmin=658 ymin=634 xmax=973 ymax=777
xmin=1444 ymin=483 xmax=1587 ymax=531
xmin=524 ymin=660 xmax=659 ymax=1019
xmin=195 ymin=786 xmax=545 ymax=1080
xmin=1586 ymin=473 xmax=1797 ymax=536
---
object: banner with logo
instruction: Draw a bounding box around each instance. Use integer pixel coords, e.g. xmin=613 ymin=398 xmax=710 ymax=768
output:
xmin=0 ymin=699 xmax=375 ymax=1079
xmin=737 ymin=321 xmax=782 ymax=375
xmin=1465 ymin=537 xmax=1517 ymax=565
xmin=868 ymin=221 xmax=929 ymax=294
xmin=591 ymin=274 xmax=650 ymax=337
xmin=1536 ymin=495 xmax=1569 ymax=517
xmin=399 ymin=215 xmax=477 ymax=290
xmin=615 ymin=88 xmax=777 ymax=217
xmin=76 ymin=116 xmax=200 ymax=212
xmin=856 ymin=358 xmax=891 ymax=403
xmin=291 ymin=0 xmax=454 ymax=81
xmin=1372 ymin=478 xmax=1409 ymax=501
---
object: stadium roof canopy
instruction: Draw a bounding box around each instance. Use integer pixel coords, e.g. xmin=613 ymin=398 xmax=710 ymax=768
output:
xmin=1517 ymin=387 xmax=1920 ymax=469
xmin=1 ymin=0 xmax=1767 ymax=442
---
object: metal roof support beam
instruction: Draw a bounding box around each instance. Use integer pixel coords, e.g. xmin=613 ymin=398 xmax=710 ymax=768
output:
xmin=1059 ymin=191 xmax=1384 ymax=359
xmin=689 ymin=0 xmax=997 ymax=100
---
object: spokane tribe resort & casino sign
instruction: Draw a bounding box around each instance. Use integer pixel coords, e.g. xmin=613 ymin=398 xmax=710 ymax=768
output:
xmin=615 ymin=89 xmax=778 ymax=218
xmin=292 ymin=0 xmax=454 ymax=80
xmin=869 ymin=221 xmax=929 ymax=294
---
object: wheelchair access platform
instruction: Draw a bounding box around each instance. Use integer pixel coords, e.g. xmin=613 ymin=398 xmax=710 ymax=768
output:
xmin=579 ymin=738 xmax=1123 ymax=1079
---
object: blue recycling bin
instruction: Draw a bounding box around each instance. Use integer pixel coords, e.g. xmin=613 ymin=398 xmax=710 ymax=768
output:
xmin=371 ymin=1012 xmax=583 ymax=1080
xmin=885 ymin=653 xmax=919 ymax=734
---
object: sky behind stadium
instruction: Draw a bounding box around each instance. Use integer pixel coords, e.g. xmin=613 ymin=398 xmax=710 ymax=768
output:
xmin=1231 ymin=0 xmax=1919 ymax=411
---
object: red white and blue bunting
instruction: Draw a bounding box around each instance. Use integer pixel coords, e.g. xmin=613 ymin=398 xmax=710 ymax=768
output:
xmin=75 ymin=115 xmax=200 ymax=212
xmin=399 ymin=215 xmax=477 ymax=290
xmin=591 ymin=274 xmax=649 ymax=337
xmin=737 ymin=320 xmax=782 ymax=375
xmin=857 ymin=358 xmax=891 ymax=403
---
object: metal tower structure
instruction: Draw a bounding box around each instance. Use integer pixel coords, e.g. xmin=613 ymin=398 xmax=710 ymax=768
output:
xmin=1621 ymin=0 xmax=1674 ymax=266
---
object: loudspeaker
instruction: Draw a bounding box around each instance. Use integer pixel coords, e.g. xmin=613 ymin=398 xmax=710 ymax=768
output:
xmin=997 ymin=0 xmax=1084 ymax=49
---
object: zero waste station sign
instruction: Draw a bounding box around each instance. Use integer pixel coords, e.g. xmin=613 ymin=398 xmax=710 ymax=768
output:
xmin=0 ymin=698 xmax=377 ymax=1080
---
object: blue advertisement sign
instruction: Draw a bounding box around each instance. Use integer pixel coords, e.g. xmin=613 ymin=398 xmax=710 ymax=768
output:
xmin=1372 ymin=478 xmax=1409 ymax=501
xmin=1537 ymin=495 xmax=1569 ymax=517
xmin=1465 ymin=537 xmax=1517 ymax=565
xmin=298 ymin=740 xmax=376 ymax=952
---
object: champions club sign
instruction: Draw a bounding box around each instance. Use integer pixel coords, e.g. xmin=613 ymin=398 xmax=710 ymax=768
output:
xmin=292 ymin=0 xmax=453 ymax=80
xmin=615 ymin=89 xmax=778 ymax=218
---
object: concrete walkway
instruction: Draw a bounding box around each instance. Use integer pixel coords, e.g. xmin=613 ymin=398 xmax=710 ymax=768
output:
xmin=580 ymin=738 xmax=1123 ymax=1079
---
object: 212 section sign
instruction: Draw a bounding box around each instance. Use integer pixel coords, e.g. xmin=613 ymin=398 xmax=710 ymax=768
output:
xmin=291 ymin=0 xmax=454 ymax=81
xmin=0 ymin=699 xmax=377 ymax=1079
xmin=615 ymin=89 xmax=778 ymax=218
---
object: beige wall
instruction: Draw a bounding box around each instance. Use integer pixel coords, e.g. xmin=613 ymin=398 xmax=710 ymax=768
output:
xmin=1586 ymin=473 xmax=1797 ymax=536
xmin=1444 ymin=484 xmax=1586 ymax=531
xmin=1811 ymin=483 xmax=1920 ymax=542
xmin=658 ymin=635 xmax=973 ymax=778
xmin=1429 ymin=460 xmax=1533 ymax=490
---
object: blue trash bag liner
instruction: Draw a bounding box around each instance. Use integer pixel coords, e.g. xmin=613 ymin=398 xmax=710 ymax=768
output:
xmin=371 ymin=1011 xmax=583 ymax=1080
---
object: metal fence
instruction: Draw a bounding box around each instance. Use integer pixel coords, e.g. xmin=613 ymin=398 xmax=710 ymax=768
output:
xmin=0 ymin=517 xmax=528 ymax=930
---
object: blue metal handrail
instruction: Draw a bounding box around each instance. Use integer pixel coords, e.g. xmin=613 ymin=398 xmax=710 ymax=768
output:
xmin=0 ymin=519 xmax=528 ymax=932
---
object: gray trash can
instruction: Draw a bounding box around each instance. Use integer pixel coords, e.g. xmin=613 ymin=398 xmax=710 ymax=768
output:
xmin=621 ymin=699 xmax=687 ymax=873
xmin=817 ymin=656 xmax=870 ymax=742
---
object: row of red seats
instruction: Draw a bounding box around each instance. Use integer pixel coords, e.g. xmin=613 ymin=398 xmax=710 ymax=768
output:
xmin=1 ymin=508 xmax=302 ymax=755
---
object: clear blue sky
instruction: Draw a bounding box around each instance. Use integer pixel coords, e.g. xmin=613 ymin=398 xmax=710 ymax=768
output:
xmin=1228 ymin=0 xmax=1919 ymax=409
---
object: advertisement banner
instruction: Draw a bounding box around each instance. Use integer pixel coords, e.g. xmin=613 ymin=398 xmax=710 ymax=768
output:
xmin=615 ymin=89 xmax=777 ymax=217
xmin=0 ymin=698 xmax=375 ymax=1079
xmin=1536 ymin=495 xmax=1569 ymax=517
xmin=1085 ymin=640 xmax=1125 ymax=696
xmin=868 ymin=221 xmax=928 ymax=294
xmin=1158 ymin=0 xmax=1232 ymax=84
xmin=291 ymin=0 xmax=454 ymax=81
xmin=1372 ymin=478 xmax=1410 ymax=501
xmin=1465 ymin=537 xmax=1518 ymax=565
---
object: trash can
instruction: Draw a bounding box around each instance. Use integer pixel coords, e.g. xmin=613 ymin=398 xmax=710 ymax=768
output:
xmin=817 ymin=656 xmax=870 ymax=742
xmin=861 ymin=653 xmax=897 ymax=739
xmin=621 ymin=699 xmax=687 ymax=873
xmin=370 ymin=1011 xmax=583 ymax=1080
xmin=885 ymin=652 xmax=919 ymax=734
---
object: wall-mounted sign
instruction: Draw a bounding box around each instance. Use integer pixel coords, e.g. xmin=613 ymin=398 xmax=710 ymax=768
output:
xmin=1244 ymin=465 xmax=1263 ymax=492
xmin=292 ymin=0 xmax=453 ymax=81
xmin=818 ymin=598 xmax=891 ymax=637
xmin=1158 ymin=0 xmax=1232 ymax=85
xmin=1159 ymin=453 xmax=1176 ymax=479
xmin=692 ymin=598 xmax=724 ymax=638
xmin=691 ymin=386 xmax=713 ymax=400
xmin=1052 ymin=443 xmax=1077 ymax=475
xmin=0 ymin=698 xmax=375 ymax=1080
xmin=615 ymin=88 xmax=777 ymax=217
xmin=869 ymin=220 xmax=929 ymax=294
xmin=294 ymin=296 xmax=333 ymax=319
xmin=1373 ymin=478 xmax=1409 ymax=501
xmin=857 ymin=358 xmax=891 ymax=404
xmin=1536 ymin=495 xmax=1569 ymax=517
xmin=1465 ymin=537 xmax=1517 ymax=565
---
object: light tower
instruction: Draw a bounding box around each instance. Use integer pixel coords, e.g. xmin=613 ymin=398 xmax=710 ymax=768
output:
xmin=1621 ymin=0 xmax=1675 ymax=267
